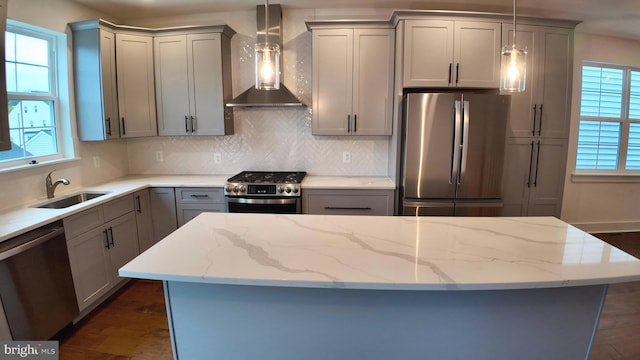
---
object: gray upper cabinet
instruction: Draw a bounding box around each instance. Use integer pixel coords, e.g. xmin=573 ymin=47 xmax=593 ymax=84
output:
xmin=310 ymin=26 xmax=394 ymax=136
xmin=403 ymin=19 xmax=501 ymax=88
xmin=115 ymin=33 xmax=158 ymax=138
xmin=502 ymin=24 xmax=573 ymax=139
xmin=154 ymin=28 xmax=235 ymax=136
xmin=71 ymin=20 xmax=157 ymax=140
xmin=71 ymin=24 xmax=120 ymax=140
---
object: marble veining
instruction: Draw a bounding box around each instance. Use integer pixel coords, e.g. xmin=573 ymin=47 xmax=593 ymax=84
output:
xmin=119 ymin=213 xmax=640 ymax=290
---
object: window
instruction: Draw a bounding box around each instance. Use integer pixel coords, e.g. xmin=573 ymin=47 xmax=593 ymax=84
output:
xmin=576 ymin=63 xmax=640 ymax=172
xmin=0 ymin=20 xmax=72 ymax=169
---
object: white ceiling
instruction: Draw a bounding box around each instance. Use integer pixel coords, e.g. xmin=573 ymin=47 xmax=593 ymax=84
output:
xmin=68 ymin=0 xmax=640 ymax=40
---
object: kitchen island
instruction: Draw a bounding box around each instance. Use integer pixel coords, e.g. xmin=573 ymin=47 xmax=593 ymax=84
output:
xmin=120 ymin=214 xmax=640 ymax=359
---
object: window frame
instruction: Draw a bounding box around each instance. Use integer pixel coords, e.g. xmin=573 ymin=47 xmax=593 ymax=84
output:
xmin=0 ymin=19 xmax=75 ymax=171
xmin=575 ymin=61 xmax=640 ymax=175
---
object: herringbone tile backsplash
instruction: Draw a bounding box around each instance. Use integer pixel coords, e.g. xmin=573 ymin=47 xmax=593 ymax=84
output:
xmin=127 ymin=10 xmax=391 ymax=176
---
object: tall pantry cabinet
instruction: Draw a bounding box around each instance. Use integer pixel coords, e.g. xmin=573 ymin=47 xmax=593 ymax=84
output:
xmin=501 ymin=24 xmax=574 ymax=217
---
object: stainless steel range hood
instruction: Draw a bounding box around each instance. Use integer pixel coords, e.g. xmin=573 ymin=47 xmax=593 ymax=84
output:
xmin=227 ymin=4 xmax=306 ymax=108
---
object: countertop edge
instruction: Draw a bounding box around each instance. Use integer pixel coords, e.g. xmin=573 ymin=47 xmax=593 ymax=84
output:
xmin=0 ymin=175 xmax=396 ymax=242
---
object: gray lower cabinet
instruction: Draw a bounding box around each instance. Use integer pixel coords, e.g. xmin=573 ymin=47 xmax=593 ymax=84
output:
xmin=149 ymin=188 xmax=178 ymax=243
xmin=303 ymin=189 xmax=394 ymax=215
xmin=134 ymin=189 xmax=154 ymax=252
xmin=175 ymin=188 xmax=226 ymax=227
xmin=64 ymin=195 xmax=140 ymax=312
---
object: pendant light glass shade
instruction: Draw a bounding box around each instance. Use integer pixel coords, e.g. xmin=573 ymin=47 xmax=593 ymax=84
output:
xmin=255 ymin=42 xmax=280 ymax=90
xmin=501 ymin=44 xmax=527 ymax=92
xmin=255 ymin=0 xmax=280 ymax=90
xmin=500 ymin=0 xmax=527 ymax=92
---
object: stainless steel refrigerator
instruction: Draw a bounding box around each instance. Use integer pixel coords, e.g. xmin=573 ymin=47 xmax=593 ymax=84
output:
xmin=400 ymin=92 xmax=511 ymax=216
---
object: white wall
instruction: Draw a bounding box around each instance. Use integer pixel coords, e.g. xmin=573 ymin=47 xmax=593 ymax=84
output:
xmin=124 ymin=8 xmax=392 ymax=177
xmin=561 ymin=31 xmax=640 ymax=232
xmin=0 ymin=0 xmax=127 ymax=211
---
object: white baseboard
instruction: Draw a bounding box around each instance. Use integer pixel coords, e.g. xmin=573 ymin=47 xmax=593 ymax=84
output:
xmin=570 ymin=221 xmax=640 ymax=234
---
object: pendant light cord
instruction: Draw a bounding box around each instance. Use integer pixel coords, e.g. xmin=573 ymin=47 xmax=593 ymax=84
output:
xmin=512 ymin=0 xmax=517 ymax=47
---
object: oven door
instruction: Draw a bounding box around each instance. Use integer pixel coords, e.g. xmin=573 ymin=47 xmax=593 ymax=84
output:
xmin=227 ymin=197 xmax=301 ymax=214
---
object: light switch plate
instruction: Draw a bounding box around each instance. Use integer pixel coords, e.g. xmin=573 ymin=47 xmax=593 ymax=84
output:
xmin=156 ymin=151 xmax=164 ymax=162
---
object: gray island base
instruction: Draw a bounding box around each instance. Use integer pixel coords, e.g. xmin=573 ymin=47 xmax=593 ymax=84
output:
xmin=165 ymin=281 xmax=605 ymax=359
xmin=120 ymin=214 xmax=640 ymax=359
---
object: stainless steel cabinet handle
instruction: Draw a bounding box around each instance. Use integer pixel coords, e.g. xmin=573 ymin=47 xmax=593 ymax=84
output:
xmin=135 ymin=195 xmax=142 ymax=213
xmin=108 ymin=227 xmax=115 ymax=247
xmin=448 ymin=63 xmax=452 ymax=84
xmin=104 ymin=229 xmax=110 ymax=250
xmin=185 ymin=116 xmax=189 ymax=133
xmin=121 ymin=117 xmax=126 ymax=135
xmin=190 ymin=194 xmax=210 ymax=198
xmin=354 ymin=114 xmax=357 ymax=133
xmin=532 ymin=105 xmax=538 ymax=136
xmin=347 ymin=114 xmax=351 ymax=133
xmin=527 ymin=141 xmax=534 ymax=188
xmin=533 ymin=140 xmax=541 ymax=187
xmin=106 ymin=118 xmax=112 ymax=136
xmin=190 ymin=116 xmax=196 ymax=133
xmin=324 ymin=207 xmax=372 ymax=211
xmin=456 ymin=63 xmax=460 ymax=84
xmin=538 ymin=104 xmax=544 ymax=136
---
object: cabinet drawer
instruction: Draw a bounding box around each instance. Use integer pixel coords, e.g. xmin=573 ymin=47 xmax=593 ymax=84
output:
xmin=176 ymin=203 xmax=227 ymax=226
xmin=63 ymin=206 xmax=105 ymax=239
xmin=304 ymin=189 xmax=394 ymax=216
xmin=175 ymin=188 xmax=224 ymax=203
xmin=103 ymin=195 xmax=135 ymax=222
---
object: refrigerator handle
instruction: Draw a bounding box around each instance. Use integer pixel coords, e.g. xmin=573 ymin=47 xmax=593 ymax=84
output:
xmin=459 ymin=101 xmax=470 ymax=186
xmin=451 ymin=101 xmax=462 ymax=186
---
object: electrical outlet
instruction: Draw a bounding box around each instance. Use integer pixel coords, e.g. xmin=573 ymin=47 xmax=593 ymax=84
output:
xmin=156 ymin=151 xmax=164 ymax=162
xmin=93 ymin=156 xmax=100 ymax=168
xmin=213 ymin=153 xmax=222 ymax=164
xmin=342 ymin=151 xmax=351 ymax=163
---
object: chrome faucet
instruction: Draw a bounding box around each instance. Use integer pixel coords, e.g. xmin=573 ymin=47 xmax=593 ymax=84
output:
xmin=45 ymin=169 xmax=70 ymax=199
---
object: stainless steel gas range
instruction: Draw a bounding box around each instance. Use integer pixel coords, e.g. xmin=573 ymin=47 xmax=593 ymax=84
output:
xmin=224 ymin=171 xmax=307 ymax=213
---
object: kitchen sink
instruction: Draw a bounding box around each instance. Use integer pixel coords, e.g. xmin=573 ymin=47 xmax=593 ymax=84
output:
xmin=35 ymin=192 xmax=108 ymax=209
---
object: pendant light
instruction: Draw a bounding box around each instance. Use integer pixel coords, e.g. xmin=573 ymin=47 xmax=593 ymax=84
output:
xmin=500 ymin=0 xmax=527 ymax=92
xmin=255 ymin=0 xmax=280 ymax=90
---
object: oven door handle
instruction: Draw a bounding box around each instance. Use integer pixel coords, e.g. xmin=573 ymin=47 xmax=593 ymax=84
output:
xmin=226 ymin=198 xmax=299 ymax=205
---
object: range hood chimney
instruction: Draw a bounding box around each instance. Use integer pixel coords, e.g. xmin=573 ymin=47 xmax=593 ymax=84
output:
xmin=226 ymin=4 xmax=306 ymax=108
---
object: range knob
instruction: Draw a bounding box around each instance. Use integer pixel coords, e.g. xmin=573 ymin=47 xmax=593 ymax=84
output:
xmin=240 ymin=185 xmax=246 ymax=193
xmin=225 ymin=185 xmax=232 ymax=193
xmin=285 ymin=186 xmax=292 ymax=194
xmin=292 ymin=186 xmax=299 ymax=194
xmin=278 ymin=186 xmax=285 ymax=194
xmin=232 ymin=185 xmax=239 ymax=193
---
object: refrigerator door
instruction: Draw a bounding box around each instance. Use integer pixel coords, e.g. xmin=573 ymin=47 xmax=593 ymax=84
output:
xmin=403 ymin=200 xmax=455 ymax=216
xmin=456 ymin=94 xmax=511 ymax=200
xmin=402 ymin=93 xmax=461 ymax=200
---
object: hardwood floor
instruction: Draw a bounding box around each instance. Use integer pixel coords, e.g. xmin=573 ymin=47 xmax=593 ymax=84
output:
xmin=58 ymin=280 xmax=173 ymax=359
xmin=57 ymin=233 xmax=640 ymax=360
xmin=589 ymin=232 xmax=640 ymax=360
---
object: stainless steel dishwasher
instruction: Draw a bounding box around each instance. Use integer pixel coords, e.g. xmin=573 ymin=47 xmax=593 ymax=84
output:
xmin=0 ymin=221 xmax=79 ymax=340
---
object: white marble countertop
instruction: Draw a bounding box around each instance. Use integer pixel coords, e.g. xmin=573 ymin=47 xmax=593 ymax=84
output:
xmin=119 ymin=213 xmax=640 ymax=291
xmin=0 ymin=175 xmax=395 ymax=242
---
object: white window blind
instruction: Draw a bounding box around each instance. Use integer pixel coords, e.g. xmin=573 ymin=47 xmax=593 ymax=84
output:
xmin=576 ymin=63 xmax=640 ymax=173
